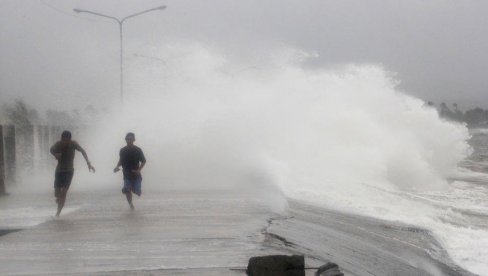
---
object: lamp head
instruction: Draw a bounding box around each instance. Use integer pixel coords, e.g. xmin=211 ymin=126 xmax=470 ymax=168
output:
xmin=73 ymin=8 xmax=84 ymax=13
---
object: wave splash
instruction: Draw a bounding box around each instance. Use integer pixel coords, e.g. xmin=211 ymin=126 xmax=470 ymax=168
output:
xmin=86 ymin=43 xmax=484 ymax=274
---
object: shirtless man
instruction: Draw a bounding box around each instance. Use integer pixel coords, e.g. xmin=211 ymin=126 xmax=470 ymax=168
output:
xmin=50 ymin=130 xmax=95 ymax=217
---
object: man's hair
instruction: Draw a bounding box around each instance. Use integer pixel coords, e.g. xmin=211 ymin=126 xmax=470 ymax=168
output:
xmin=61 ymin=130 xmax=72 ymax=140
xmin=125 ymin=132 xmax=135 ymax=140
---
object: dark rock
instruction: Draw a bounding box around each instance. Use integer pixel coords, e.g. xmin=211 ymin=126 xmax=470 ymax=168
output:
xmin=246 ymin=255 xmax=305 ymax=276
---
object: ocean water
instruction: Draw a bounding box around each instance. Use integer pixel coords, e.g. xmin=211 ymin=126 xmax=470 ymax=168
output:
xmin=288 ymin=130 xmax=488 ymax=275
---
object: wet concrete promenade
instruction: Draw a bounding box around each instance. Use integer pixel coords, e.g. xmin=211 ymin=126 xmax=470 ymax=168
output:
xmin=0 ymin=190 xmax=285 ymax=275
xmin=0 ymin=189 xmax=476 ymax=276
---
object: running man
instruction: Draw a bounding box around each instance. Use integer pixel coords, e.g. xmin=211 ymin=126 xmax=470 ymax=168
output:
xmin=50 ymin=130 xmax=95 ymax=217
xmin=113 ymin=132 xmax=146 ymax=210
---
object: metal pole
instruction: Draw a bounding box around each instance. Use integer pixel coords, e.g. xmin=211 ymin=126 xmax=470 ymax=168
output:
xmin=119 ymin=22 xmax=124 ymax=102
xmin=73 ymin=6 xmax=166 ymax=103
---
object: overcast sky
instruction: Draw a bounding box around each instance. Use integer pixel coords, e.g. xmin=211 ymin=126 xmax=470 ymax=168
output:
xmin=1 ymin=0 xmax=487 ymax=111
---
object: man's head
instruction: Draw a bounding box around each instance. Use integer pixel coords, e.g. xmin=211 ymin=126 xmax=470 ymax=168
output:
xmin=125 ymin=132 xmax=135 ymax=145
xmin=61 ymin=130 xmax=72 ymax=142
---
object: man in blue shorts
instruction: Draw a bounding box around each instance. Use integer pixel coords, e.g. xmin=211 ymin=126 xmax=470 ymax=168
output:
xmin=114 ymin=132 xmax=146 ymax=210
xmin=50 ymin=130 xmax=95 ymax=217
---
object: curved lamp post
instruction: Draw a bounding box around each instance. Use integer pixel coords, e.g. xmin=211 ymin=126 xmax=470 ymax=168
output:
xmin=74 ymin=5 xmax=166 ymax=102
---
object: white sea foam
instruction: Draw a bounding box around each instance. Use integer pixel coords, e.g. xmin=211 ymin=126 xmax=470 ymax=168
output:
xmin=77 ymin=43 xmax=486 ymax=274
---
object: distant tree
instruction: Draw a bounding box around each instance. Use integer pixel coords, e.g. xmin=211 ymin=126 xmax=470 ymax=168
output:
xmin=440 ymin=102 xmax=456 ymax=120
xmin=2 ymin=99 xmax=40 ymax=127
xmin=452 ymin=103 xmax=464 ymax=122
xmin=465 ymin=107 xmax=487 ymax=127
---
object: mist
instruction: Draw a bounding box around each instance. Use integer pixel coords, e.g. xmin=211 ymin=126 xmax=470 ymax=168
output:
xmin=9 ymin=43 xmax=461 ymax=213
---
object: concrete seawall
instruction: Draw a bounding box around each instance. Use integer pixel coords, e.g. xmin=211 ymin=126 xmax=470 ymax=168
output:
xmin=0 ymin=189 xmax=474 ymax=275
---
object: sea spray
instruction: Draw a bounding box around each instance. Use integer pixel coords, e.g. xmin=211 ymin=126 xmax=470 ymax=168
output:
xmin=74 ymin=43 xmax=482 ymax=273
xmin=88 ymin=44 xmax=470 ymax=191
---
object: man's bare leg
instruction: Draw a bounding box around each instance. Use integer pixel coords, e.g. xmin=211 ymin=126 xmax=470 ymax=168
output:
xmin=55 ymin=188 xmax=60 ymax=204
xmin=126 ymin=191 xmax=134 ymax=210
xmin=56 ymin=187 xmax=67 ymax=217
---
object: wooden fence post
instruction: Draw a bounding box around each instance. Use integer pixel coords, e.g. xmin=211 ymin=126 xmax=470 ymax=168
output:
xmin=0 ymin=125 xmax=6 ymax=194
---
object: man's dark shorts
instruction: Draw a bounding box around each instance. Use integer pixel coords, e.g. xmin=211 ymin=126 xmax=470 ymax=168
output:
xmin=54 ymin=171 xmax=74 ymax=197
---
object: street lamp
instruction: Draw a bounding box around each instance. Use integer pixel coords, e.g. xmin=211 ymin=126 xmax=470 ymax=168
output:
xmin=74 ymin=5 xmax=166 ymax=102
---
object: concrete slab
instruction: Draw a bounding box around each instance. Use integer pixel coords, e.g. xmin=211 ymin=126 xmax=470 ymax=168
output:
xmin=0 ymin=189 xmax=474 ymax=275
xmin=0 ymin=190 xmax=286 ymax=275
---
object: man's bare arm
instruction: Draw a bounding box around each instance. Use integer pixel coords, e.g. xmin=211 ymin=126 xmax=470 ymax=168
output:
xmin=135 ymin=161 xmax=146 ymax=174
xmin=50 ymin=143 xmax=61 ymax=160
xmin=114 ymin=159 xmax=122 ymax=173
xmin=75 ymin=142 xmax=95 ymax=172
